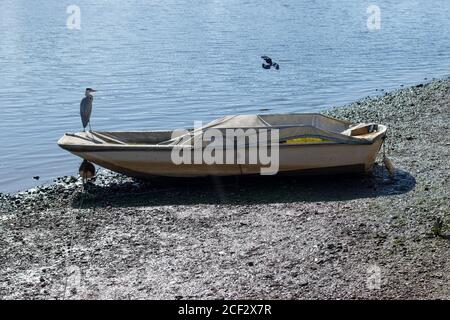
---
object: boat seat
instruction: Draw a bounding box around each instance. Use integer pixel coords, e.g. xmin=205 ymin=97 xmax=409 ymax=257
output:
xmin=342 ymin=123 xmax=378 ymax=136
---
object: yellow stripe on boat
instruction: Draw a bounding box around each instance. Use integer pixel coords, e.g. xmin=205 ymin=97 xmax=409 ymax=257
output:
xmin=283 ymin=137 xmax=331 ymax=144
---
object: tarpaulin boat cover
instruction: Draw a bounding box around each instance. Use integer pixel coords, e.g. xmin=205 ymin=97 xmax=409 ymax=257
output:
xmin=161 ymin=114 xmax=371 ymax=146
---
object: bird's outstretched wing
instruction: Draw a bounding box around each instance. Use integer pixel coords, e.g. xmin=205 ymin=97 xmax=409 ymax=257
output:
xmin=261 ymin=55 xmax=273 ymax=65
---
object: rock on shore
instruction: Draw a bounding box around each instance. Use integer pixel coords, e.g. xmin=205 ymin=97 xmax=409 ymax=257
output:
xmin=0 ymin=79 xmax=449 ymax=299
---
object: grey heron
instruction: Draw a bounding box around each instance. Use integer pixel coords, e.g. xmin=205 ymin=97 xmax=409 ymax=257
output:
xmin=80 ymin=88 xmax=96 ymax=132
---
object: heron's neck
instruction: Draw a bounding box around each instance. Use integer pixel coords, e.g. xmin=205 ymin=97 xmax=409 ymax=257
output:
xmin=85 ymin=92 xmax=92 ymax=97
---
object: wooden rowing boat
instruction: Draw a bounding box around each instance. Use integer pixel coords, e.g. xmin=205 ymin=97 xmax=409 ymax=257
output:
xmin=58 ymin=114 xmax=387 ymax=177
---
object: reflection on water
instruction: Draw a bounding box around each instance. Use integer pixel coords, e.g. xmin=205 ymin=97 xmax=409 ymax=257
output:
xmin=0 ymin=0 xmax=449 ymax=192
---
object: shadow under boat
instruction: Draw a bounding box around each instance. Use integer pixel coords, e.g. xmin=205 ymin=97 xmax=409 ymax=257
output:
xmin=71 ymin=164 xmax=415 ymax=208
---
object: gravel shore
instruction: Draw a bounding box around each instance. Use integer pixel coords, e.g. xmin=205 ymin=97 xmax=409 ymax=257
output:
xmin=1 ymin=79 xmax=449 ymax=299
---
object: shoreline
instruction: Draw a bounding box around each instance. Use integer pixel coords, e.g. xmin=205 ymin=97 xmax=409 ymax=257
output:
xmin=0 ymin=75 xmax=445 ymax=195
xmin=1 ymin=79 xmax=449 ymax=299
xmin=0 ymin=77 xmax=443 ymax=195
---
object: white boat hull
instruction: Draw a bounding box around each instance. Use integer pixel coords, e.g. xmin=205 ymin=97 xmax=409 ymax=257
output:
xmin=63 ymin=140 xmax=383 ymax=178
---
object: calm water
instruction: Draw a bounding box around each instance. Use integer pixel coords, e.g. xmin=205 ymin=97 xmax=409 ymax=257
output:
xmin=1 ymin=0 xmax=450 ymax=192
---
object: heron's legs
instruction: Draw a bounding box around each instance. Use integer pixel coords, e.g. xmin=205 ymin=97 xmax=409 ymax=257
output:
xmin=88 ymin=122 xmax=95 ymax=141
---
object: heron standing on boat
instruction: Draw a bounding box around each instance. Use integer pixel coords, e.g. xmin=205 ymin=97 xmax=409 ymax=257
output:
xmin=80 ymin=88 xmax=96 ymax=132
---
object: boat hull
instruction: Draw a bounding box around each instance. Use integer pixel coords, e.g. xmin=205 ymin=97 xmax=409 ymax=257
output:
xmin=62 ymin=139 xmax=384 ymax=178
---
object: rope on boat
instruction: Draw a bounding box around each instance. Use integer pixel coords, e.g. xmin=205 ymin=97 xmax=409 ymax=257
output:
xmin=382 ymin=134 xmax=395 ymax=179
xmin=61 ymin=179 xmax=87 ymax=299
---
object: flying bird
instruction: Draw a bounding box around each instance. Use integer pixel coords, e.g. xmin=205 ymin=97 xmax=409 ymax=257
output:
xmin=80 ymin=88 xmax=96 ymax=132
xmin=261 ymin=56 xmax=279 ymax=70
